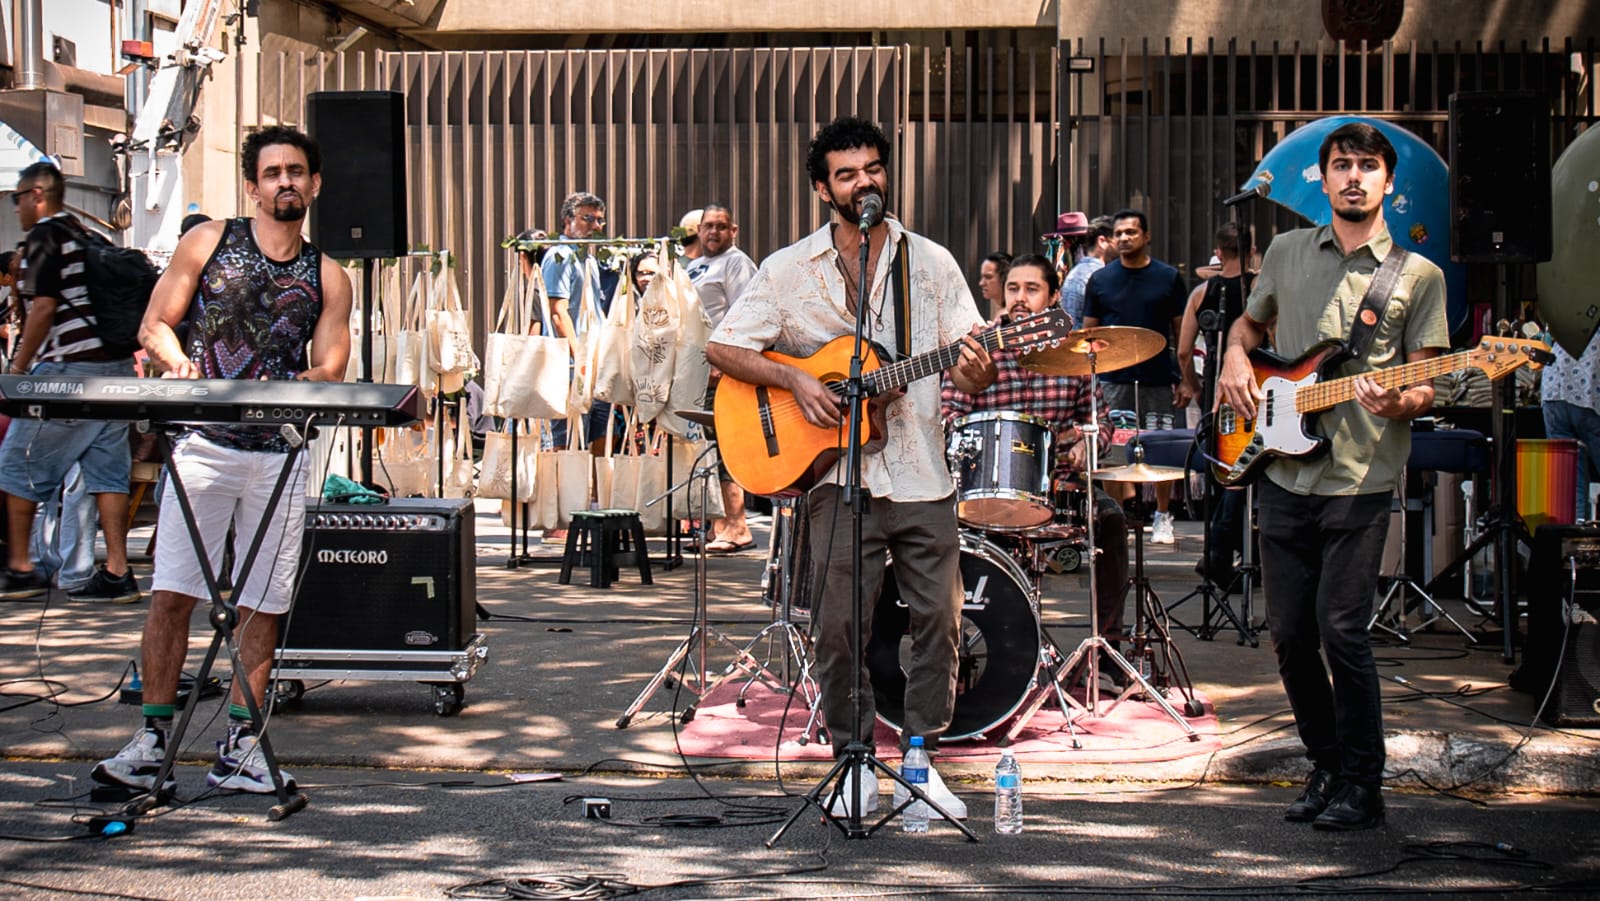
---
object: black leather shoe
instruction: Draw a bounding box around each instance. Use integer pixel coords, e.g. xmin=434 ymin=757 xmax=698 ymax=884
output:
xmin=1283 ymin=768 xmax=1337 ymax=823
xmin=1312 ymin=781 xmax=1385 ymax=831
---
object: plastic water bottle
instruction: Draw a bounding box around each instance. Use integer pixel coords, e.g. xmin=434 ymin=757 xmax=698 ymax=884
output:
xmin=994 ymin=750 xmax=1023 ymax=834
xmin=901 ymin=737 xmax=930 ymax=833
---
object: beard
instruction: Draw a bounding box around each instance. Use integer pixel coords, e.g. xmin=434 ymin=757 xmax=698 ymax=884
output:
xmin=1333 ymin=204 xmax=1375 ymax=223
xmin=270 ymin=192 xmax=308 ymax=223
xmin=831 ymin=187 xmax=883 ymax=225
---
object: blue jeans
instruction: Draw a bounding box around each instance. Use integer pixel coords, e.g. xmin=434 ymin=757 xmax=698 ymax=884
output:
xmin=1257 ymin=481 xmax=1391 ymax=788
xmin=1542 ymin=399 xmax=1600 ymax=520
xmin=31 ymin=463 xmax=97 ymax=590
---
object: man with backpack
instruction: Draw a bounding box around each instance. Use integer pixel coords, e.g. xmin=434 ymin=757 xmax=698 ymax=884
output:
xmin=0 ymin=161 xmax=139 ymax=602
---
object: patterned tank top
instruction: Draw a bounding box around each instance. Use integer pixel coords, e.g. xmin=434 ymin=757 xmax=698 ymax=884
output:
xmin=185 ymin=217 xmax=325 ymax=452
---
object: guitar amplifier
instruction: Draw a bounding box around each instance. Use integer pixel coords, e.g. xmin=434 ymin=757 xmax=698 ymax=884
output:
xmin=284 ymin=498 xmax=476 ymax=653
xmin=1517 ymin=524 xmax=1600 ymax=725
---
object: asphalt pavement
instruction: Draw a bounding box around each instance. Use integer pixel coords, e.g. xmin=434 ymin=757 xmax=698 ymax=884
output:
xmin=1 ymin=502 xmax=1597 ymax=899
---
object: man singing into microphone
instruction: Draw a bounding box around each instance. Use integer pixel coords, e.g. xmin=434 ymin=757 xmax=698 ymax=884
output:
xmin=708 ymin=117 xmax=995 ymax=818
xmin=92 ymin=126 xmax=350 ymax=796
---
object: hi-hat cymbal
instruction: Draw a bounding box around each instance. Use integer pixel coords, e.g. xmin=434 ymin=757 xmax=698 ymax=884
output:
xmin=1090 ymin=461 xmax=1187 ymax=483
xmin=1019 ymin=325 xmax=1167 ymax=377
xmin=674 ymin=409 xmax=717 ymax=429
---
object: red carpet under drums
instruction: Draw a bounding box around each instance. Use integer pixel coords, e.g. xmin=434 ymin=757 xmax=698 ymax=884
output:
xmin=673 ymin=681 xmax=1222 ymax=764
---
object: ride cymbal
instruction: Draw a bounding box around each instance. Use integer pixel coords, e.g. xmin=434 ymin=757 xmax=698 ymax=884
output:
xmin=1019 ymin=325 xmax=1166 ymax=377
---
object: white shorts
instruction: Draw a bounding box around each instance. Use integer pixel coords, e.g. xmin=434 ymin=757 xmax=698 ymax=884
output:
xmin=152 ymin=434 xmax=309 ymax=615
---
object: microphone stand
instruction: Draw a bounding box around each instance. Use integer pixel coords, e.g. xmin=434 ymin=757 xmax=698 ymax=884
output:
xmin=769 ymin=207 xmax=976 ymax=845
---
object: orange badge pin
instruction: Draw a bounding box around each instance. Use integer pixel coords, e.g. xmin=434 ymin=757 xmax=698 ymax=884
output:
xmin=1360 ymin=309 xmax=1379 ymax=326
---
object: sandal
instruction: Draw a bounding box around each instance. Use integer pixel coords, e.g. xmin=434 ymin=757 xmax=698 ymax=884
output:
xmin=705 ymin=538 xmax=755 ymax=554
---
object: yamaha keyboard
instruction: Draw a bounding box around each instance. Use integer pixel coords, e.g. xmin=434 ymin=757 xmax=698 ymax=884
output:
xmin=0 ymin=375 xmax=422 ymax=427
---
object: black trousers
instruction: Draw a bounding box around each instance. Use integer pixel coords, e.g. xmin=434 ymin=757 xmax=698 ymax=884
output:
xmin=1256 ymin=480 xmax=1391 ymax=788
xmin=806 ymin=486 xmax=962 ymax=756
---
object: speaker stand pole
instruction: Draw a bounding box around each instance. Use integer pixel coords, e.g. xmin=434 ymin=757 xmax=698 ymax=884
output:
xmin=360 ymin=257 xmax=376 ymax=487
xmin=1493 ymin=264 xmax=1522 ymax=664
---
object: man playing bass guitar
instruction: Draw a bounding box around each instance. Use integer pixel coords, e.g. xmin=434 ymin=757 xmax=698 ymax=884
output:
xmin=707 ymin=117 xmax=995 ymax=818
xmin=1217 ymin=121 xmax=1448 ymax=831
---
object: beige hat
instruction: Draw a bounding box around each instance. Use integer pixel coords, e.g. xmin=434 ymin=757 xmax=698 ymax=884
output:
xmin=678 ymin=209 xmax=703 ymax=232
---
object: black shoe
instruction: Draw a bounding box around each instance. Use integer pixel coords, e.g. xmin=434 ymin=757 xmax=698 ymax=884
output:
xmin=67 ymin=566 xmax=142 ymax=604
xmin=0 ymin=567 xmax=49 ymax=600
xmin=1284 ymin=768 xmax=1338 ymax=822
xmin=1312 ymin=781 xmax=1385 ymax=831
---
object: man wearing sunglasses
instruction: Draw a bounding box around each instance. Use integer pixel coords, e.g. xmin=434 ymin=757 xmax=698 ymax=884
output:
xmin=0 ymin=162 xmax=139 ymax=603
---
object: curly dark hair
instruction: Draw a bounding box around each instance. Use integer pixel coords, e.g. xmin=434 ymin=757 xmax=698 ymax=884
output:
xmin=805 ymin=117 xmax=891 ymax=186
xmin=241 ymin=125 xmax=322 ymax=184
xmin=1318 ymin=121 xmax=1397 ymax=176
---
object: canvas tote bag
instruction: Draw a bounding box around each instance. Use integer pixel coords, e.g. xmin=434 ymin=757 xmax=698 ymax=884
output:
xmin=484 ymin=270 xmax=569 ymax=420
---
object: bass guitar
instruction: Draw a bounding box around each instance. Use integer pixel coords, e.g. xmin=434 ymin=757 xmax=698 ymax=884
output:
xmin=1212 ymin=335 xmax=1551 ymax=486
xmin=714 ymin=309 xmax=1073 ymax=496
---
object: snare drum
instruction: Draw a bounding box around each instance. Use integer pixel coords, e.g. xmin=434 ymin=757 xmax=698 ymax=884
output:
xmin=947 ymin=411 xmax=1054 ymax=531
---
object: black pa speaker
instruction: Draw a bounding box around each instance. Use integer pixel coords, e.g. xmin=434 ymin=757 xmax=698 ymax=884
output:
xmin=1516 ymin=524 xmax=1600 ymax=725
xmin=284 ymin=498 xmax=476 ymax=653
xmin=306 ymin=90 xmax=408 ymax=260
xmin=1449 ymin=91 xmax=1552 ymax=264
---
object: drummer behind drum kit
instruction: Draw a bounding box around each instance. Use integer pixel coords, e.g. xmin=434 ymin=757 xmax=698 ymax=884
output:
xmin=739 ymin=326 xmax=1205 ymax=747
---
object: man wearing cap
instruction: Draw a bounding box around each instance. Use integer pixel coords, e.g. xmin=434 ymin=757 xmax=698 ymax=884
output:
xmin=678 ymin=209 xmax=703 ymax=262
xmin=1062 ymin=215 xmax=1115 ymax=327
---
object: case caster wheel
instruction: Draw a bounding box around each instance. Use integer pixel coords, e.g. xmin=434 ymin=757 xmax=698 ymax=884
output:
xmin=273 ymin=679 xmax=304 ymax=705
xmin=1059 ymin=547 xmax=1082 ymax=573
xmin=432 ymin=683 xmax=464 ymax=717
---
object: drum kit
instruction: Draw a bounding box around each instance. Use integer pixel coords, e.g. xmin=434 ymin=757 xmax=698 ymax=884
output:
xmin=740 ymin=325 xmax=1205 ymax=746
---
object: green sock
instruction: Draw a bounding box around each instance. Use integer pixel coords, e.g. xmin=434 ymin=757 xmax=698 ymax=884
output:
xmin=142 ymin=703 xmax=175 ymax=735
xmin=228 ymin=704 xmax=253 ymax=731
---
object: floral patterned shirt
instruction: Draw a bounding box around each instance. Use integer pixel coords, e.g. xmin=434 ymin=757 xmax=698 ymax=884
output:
xmin=714 ymin=219 xmax=985 ymax=502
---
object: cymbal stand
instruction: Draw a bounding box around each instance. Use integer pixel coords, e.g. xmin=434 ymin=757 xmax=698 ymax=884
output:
xmin=1048 ymin=357 xmax=1194 ymax=739
xmin=615 ymin=450 xmax=786 ymax=728
xmin=737 ymin=498 xmax=825 ymax=745
xmin=1369 ymin=468 xmax=1477 ymax=643
xmin=1109 ymin=496 xmax=1204 ymax=724
xmin=996 ymin=556 xmax=1083 ymax=747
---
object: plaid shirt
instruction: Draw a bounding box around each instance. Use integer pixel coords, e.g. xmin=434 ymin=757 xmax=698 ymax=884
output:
xmin=941 ymin=346 xmax=1111 ymax=478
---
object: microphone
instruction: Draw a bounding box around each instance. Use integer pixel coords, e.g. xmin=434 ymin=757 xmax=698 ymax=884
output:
xmin=1223 ymin=182 xmax=1270 ymax=207
xmin=857 ymin=193 xmax=885 ymax=230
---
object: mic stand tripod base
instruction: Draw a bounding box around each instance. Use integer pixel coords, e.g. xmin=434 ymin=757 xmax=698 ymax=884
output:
xmin=765 ymin=741 xmax=979 ymax=845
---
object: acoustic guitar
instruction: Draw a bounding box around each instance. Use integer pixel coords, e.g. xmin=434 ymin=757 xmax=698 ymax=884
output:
xmin=1212 ymin=335 xmax=1552 ymax=486
xmin=714 ymin=309 xmax=1073 ymax=496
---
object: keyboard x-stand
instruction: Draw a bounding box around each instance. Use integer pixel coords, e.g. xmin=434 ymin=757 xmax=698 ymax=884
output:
xmin=0 ymin=376 xmax=420 ymax=821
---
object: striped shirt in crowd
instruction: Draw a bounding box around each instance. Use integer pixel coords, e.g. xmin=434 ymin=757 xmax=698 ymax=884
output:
xmin=20 ymin=212 xmax=103 ymax=362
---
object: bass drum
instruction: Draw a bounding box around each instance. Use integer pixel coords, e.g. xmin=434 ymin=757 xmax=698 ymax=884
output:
xmin=867 ymin=533 xmax=1040 ymax=741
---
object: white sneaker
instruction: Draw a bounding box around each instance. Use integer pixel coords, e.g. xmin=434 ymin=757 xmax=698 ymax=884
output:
xmin=827 ymin=763 xmax=880 ymax=816
xmin=893 ymin=761 xmax=968 ymax=819
xmin=91 ymin=727 xmax=176 ymax=794
xmin=207 ymin=732 xmax=297 ymax=794
xmin=1150 ymin=512 xmax=1176 ymax=545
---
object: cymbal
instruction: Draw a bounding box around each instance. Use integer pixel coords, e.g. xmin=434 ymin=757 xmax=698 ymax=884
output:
xmin=1019 ymin=325 xmax=1167 ymax=377
xmin=674 ymin=409 xmax=717 ymax=428
xmin=1090 ymin=461 xmax=1187 ymax=483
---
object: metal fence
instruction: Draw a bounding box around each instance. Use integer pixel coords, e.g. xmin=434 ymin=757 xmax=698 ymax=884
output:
xmin=255 ymin=44 xmax=1055 ymax=328
xmin=1062 ymin=37 xmax=1599 ymax=287
xmin=251 ymin=38 xmax=1595 ymax=334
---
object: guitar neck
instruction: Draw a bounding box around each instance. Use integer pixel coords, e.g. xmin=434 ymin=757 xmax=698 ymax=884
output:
xmin=1295 ymin=352 xmax=1476 ymax=413
xmin=862 ymin=328 xmax=1008 ymax=394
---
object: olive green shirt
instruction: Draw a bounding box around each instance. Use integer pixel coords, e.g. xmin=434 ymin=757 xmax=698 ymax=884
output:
xmin=1244 ymin=223 xmax=1449 ymax=497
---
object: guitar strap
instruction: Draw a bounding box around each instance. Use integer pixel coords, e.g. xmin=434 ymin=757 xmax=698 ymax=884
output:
xmin=888 ymin=235 xmax=911 ymax=359
xmin=1342 ymin=244 xmax=1409 ymax=360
